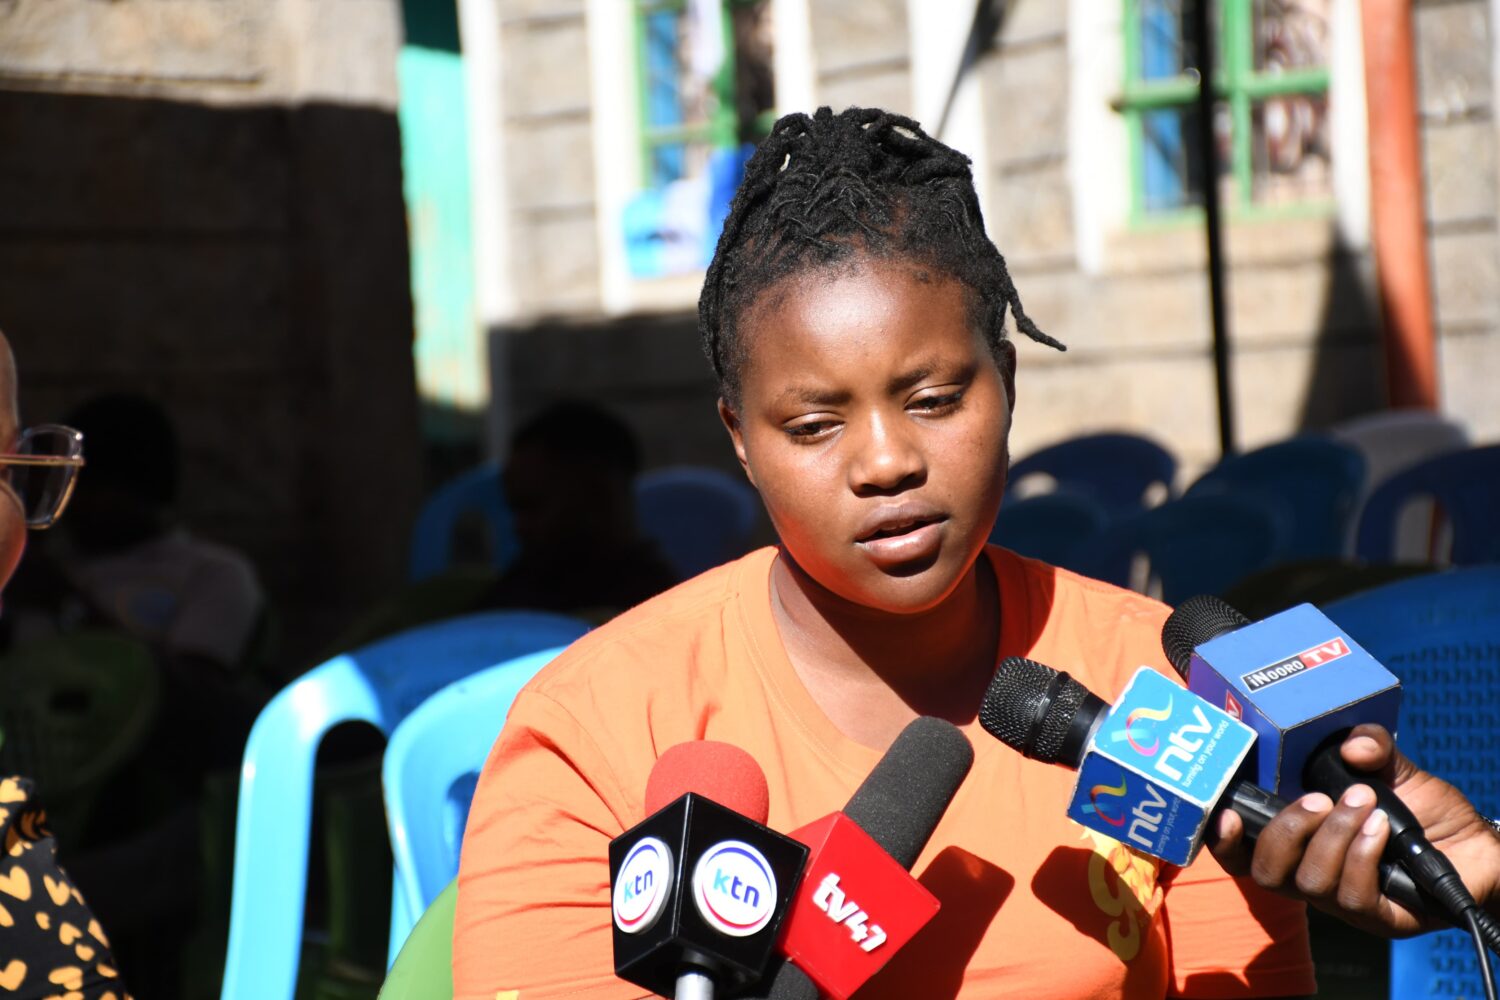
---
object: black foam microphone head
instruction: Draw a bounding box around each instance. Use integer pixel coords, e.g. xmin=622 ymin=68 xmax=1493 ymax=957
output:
xmin=979 ymin=657 xmax=1101 ymax=767
xmin=842 ymin=716 xmax=974 ymax=870
xmin=1161 ymin=595 xmax=1252 ymax=676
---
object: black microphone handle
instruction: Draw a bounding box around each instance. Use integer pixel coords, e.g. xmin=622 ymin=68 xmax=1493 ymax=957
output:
xmin=734 ymin=958 xmax=820 ymax=1000
xmin=1224 ymin=778 xmax=1435 ymax=919
xmin=1302 ymin=742 xmax=1480 ymax=922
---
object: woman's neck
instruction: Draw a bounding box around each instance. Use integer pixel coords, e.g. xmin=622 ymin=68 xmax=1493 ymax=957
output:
xmin=768 ymin=550 xmax=1000 ymax=748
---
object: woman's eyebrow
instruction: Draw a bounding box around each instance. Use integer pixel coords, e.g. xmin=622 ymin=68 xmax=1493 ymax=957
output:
xmin=886 ymin=360 xmax=975 ymax=395
xmin=773 ymin=385 xmax=851 ymax=408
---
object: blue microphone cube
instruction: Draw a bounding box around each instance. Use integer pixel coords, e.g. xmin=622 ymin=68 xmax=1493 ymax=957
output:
xmin=1186 ymin=604 xmax=1401 ymax=800
xmin=1067 ymin=668 xmax=1256 ymax=866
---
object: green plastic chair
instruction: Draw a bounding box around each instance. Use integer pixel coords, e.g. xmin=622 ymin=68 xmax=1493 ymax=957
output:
xmin=378 ymin=879 xmax=455 ymax=1000
xmin=0 ymin=631 xmax=159 ymax=839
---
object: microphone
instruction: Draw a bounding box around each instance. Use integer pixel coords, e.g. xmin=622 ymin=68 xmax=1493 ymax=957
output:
xmin=1162 ymin=596 xmax=1401 ymax=800
xmin=1161 ymin=596 xmax=1480 ymax=923
xmin=773 ymin=717 xmax=974 ymax=1000
xmin=609 ymin=742 xmax=810 ymax=999
xmin=977 ymin=656 xmax=1433 ymax=918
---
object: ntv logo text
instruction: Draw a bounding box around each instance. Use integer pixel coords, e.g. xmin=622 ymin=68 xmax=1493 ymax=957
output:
xmin=812 ymin=874 xmax=889 ymax=953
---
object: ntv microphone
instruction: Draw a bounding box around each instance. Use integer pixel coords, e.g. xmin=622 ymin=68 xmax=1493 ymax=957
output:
xmin=977 ymin=656 xmax=1431 ymax=916
xmin=609 ymin=742 xmax=808 ymax=999
xmin=766 ymin=716 xmax=974 ymax=1000
xmin=1161 ymin=596 xmax=1480 ymax=925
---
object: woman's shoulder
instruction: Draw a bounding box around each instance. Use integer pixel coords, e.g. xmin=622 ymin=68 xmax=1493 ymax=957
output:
xmin=522 ymin=546 xmax=778 ymax=703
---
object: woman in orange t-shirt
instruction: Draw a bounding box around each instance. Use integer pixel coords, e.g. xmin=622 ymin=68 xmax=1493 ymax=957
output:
xmin=454 ymin=107 xmax=1493 ymax=999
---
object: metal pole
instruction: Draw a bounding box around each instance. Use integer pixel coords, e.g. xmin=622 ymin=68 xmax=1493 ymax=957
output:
xmin=1193 ymin=0 xmax=1236 ymax=456
xmin=674 ymin=965 xmax=716 ymax=1000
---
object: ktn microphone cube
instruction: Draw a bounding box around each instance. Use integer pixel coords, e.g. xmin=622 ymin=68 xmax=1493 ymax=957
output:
xmin=1185 ymin=603 xmax=1401 ymax=800
xmin=778 ymin=813 xmax=941 ymax=1000
xmin=609 ymin=792 xmax=809 ymax=997
xmin=1066 ymin=667 xmax=1255 ymax=866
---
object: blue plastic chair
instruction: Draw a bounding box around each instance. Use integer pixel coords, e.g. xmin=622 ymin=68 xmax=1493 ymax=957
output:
xmin=1186 ymin=436 xmax=1366 ymax=562
xmin=408 ymin=462 xmax=516 ymax=582
xmin=1355 ymin=443 xmax=1500 ymax=566
xmin=1325 ymin=567 xmax=1500 ymax=999
xmin=1005 ymin=432 xmax=1177 ymax=519
xmin=989 ymin=491 xmax=1110 ymax=574
xmin=220 ymin=611 xmax=589 ymax=1000
xmin=635 ymin=466 xmax=760 ymax=580
xmin=1075 ymin=493 xmax=1286 ymax=605
xmin=382 ymin=645 xmax=569 ymax=962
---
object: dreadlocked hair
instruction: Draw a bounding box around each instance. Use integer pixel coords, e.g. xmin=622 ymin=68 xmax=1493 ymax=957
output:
xmin=699 ymin=105 xmax=1065 ymax=405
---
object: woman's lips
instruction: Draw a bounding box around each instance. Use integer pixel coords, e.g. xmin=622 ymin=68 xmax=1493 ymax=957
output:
xmin=855 ymin=518 xmax=946 ymax=566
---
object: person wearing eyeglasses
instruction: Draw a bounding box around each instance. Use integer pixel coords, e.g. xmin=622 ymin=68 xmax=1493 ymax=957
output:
xmin=0 ymin=333 xmax=133 ymax=999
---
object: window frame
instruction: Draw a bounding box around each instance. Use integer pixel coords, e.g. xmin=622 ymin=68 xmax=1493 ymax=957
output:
xmin=1120 ymin=0 xmax=1334 ymax=227
xmin=631 ymin=0 xmax=773 ymax=190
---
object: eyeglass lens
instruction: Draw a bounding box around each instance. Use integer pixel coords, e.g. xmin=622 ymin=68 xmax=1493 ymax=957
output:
xmin=12 ymin=428 xmax=80 ymax=526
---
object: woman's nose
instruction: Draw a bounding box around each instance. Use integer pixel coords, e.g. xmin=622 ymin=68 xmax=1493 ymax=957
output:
xmin=848 ymin=412 xmax=925 ymax=496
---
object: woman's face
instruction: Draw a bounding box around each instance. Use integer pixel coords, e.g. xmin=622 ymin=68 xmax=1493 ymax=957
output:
xmin=722 ymin=258 xmax=1014 ymax=615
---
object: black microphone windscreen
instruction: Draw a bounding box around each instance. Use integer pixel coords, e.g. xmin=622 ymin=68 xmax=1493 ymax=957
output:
xmin=979 ymin=657 xmax=1091 ymax=765
xmin=842 ymin=716 xmax=973 ymax=870
xmin=1161 ymin=595 xmax=1251 ymax=674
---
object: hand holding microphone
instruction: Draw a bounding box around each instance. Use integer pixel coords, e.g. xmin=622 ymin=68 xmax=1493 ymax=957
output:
xmin=1215 ymin=720 xmax=1500 ymax=940
xmin=1163 ymin=595 xmax=1500 ymax=939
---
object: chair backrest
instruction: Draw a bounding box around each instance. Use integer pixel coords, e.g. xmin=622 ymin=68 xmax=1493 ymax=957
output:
xmin=408 ymin=462 xmax=516 ymax=581
xmin=989 ymin=491 xmax=1110 ymax=574
xmin=1355 ymin=443 xmax=1500 ymax=566
xmin=1006 ymin=432 xmax=1177 ymax=519
xmin=1076 ymin=493 xmax=1285 ymax=605
xmin=1324 ymin=567 xmax=1500 ymax=1000
xmin=635 ymin=466 xmax=760 ymax=580
xmin=220 ymin=610 xmax=588 ymax=1000
xmin=0 ymin=632 xmax=158 ymax=839
xmin=1186 ymin=436 xmax=1366 ymax=561
xmin=1331 ymin=410 xmax=1468 ymax=563
xmin=1329 ymin=409 xmax=1469 ymax=493
xmin=382 ymin=645 xmax=568 ymax=962
xmin=379 ymin=878 xmax=457 ymax=1000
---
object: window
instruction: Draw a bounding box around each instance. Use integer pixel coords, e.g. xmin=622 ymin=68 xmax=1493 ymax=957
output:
xmin=1120 ymin=0 xmax=1332 ymax=221
xmin=625 ymin=0 xmax=775 ymax=278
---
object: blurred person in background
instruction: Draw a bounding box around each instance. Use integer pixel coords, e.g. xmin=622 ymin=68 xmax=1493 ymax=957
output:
xmin=484 ymin=400 xmax=678 ymax=621
xmin=7 ymin=393 xmax=267 ymax=780
xmin=0 ymin=330 xmax=132 ymax=999
xmin=3 ymin=393 xmax=270 ymax=996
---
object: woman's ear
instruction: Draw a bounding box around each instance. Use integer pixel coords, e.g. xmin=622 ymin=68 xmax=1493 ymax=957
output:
xmin=996 ymin=340 xmax=1017 ymax=417
xmin=717 ymin=398 xmax=756 ymax=489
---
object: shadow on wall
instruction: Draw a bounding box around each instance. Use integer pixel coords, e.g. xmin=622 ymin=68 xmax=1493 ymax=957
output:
xmin=0 ymin=88 xmax=424 ymax=670
xmin=1295 ymin=232 xmax=1386 ymax=431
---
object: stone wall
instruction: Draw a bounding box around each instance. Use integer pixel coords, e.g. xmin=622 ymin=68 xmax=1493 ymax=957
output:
xmin=0 ymin=0 xmax=422 ymax=665
xmin=978 ymin=0 xmax=1386 ymax=483
xmin=491 ymin=0 xmax=1494 ymax=498
xmin=1416 ymin=0 xmax=1500 ymax=445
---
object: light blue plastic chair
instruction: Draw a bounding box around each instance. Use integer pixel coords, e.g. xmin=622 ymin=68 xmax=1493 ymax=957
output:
xmin=382 ymin=645 xmax=568 ymax=961
xmin=1355 ymin=443 xmax=1500 ymax=566
xmin=408 ymin=462 xmax=517 ymax=582
xmin=1186 ymin=436 xmax=1366 ymax=561
xmin=220 ymin=611 xmax=589 ymax=1000
xmin=1005 ymin=432 xmax=1177 ymax=519
xmin=635 ymin=466 xmax=760 ymax=580
xmin=1325 ymin=567 xmax=1500 ymax=1000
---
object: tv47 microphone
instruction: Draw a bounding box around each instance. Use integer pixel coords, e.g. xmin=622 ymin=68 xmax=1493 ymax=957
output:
xmin=976 ymin=656 xmax=1432 ymax=919
xmin=1162 ymin=596 xmax=1485 ymax=925
xmin=609 ymin=742 xmax=809 ymax=999
xmin=773 ymin=716 xmax=974 ymax=1000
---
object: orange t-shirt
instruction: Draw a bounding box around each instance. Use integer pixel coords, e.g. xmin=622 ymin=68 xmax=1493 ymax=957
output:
xmin=453 ymin=546 xmax=1315 ymax=999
